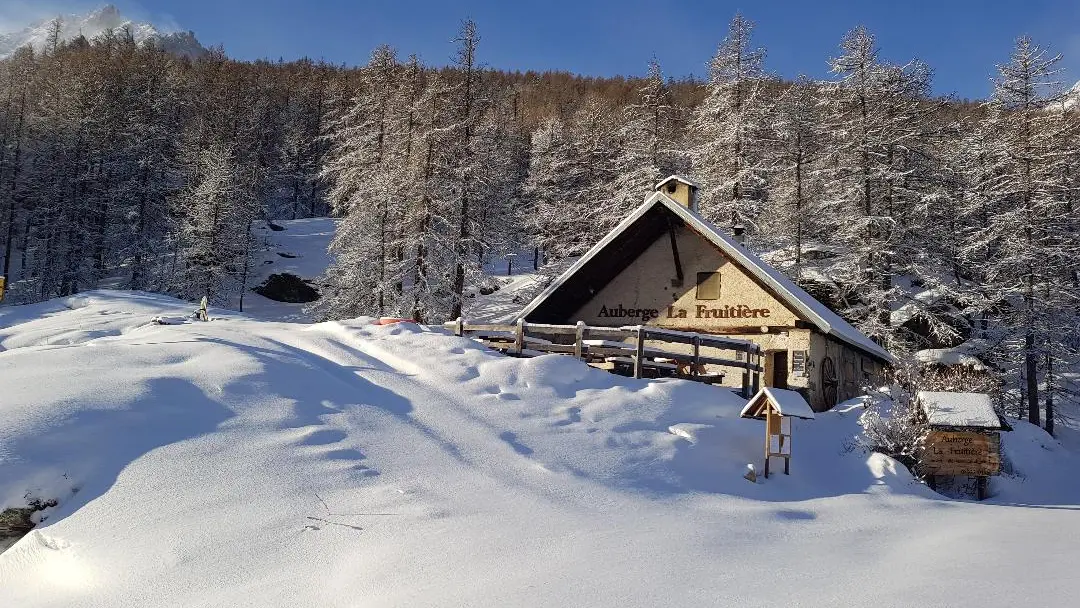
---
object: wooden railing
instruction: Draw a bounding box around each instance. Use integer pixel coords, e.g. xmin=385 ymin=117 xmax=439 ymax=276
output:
xmin=445 ymin=318 xmax=763 ymax=397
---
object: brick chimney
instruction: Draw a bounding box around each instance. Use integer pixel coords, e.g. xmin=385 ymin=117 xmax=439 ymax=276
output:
xmin=731 ymin=212 xmax=746 ymax=247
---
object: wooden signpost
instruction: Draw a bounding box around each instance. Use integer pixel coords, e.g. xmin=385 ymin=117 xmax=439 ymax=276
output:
xmin=916 ymin=392 xmax=1007 ymax=500
xmin=740 ymin=387 xmax=816 ymax=478
xmin=920 ymin=430 xmax=1001 ymax=477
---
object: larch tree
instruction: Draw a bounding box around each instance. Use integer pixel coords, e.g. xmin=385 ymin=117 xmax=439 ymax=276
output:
xmin=818 ymin=26 xmax=940 ymax=351
xmin=764 ymin=76 xmax=827 ymax=280
xmin=446 ymin=20 xmax=484 ymax=320
xmin=690 ymin=13 xmax=774 ymax=237
xmin=967 ymin=36 xmax=1077 ymax=432
xmin=526 ymin=96 xmax=621 ymax=260
xmin=609 ymin=58 xmax=687 ymax=214
xmin=319 ymin=45 xmax=404 ymax=318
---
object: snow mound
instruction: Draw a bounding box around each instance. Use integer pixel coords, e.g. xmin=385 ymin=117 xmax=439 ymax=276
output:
xmin=1 ymin=291 xmax=1078 ymax=607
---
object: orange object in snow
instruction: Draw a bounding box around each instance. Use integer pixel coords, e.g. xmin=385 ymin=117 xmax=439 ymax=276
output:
xmin=376 ymin=317 xmax=414 ymax=326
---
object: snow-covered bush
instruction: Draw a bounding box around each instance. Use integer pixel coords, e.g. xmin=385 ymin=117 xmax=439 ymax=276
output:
xmin=859 ymin=361 xmax=929 ymax=470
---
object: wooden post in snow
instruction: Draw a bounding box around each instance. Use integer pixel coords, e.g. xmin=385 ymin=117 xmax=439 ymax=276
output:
xmin=751 ymin=348 xmax=761 ymax=395
xmin=633 ymin=326 xmax=645 ymax=379
xmin=764 ymin=406 xmax=773 ymax=478
xmin=741 ymin=345 xmax=751 ymax=397
xmin=742 ymin=390 xmax=808 ymax=479
xmin=514 ymin=318 xmax=526 ymax=355
xmin=454 ymin=317 xmax=464 ymax=336
xmin=691 ymin=335 xmax=700 ymax=378
xmin=574 ymin=321 xmax=586 ymax=360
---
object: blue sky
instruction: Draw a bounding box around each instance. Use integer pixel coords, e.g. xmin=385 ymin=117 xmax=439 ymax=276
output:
xmin=8 ymin=1 xmax=1080 ymax=99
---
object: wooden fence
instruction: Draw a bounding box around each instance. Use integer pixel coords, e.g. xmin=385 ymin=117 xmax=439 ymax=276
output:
xmin=445 ymin=318 xmax=763 ymax=396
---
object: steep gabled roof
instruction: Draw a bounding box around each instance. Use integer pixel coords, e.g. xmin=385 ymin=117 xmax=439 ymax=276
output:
xmin=741 ymin=387 xmax=817 ymax=420
xmin=520 ymin=191 xmax=894 ymax=363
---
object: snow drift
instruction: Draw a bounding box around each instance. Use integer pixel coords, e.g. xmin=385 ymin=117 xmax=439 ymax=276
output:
xmin=0 ymin=291 xmax=1078 ymax=607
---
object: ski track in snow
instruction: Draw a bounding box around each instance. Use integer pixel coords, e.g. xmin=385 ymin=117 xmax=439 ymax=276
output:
xmin=0 ymin=291 xmax=1078 ymax=607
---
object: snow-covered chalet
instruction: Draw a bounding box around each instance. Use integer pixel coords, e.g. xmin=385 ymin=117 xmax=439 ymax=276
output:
xmin=519 ymin=176 xmax=894 ymax=411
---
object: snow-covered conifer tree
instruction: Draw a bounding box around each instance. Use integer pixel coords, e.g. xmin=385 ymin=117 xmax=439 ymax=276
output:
xmin=763 ymin=76 xmax=827 ymax=278
xmin=609 ymin=58 xmax=687 ymax=213
xmin=319 ymin=45 xmax=405 ymax=318
xmin=965 ymin=36 xmax=1078 ymax=431
xmin=172 ymin=142 xmax=258 ymax=305
xmin=690 ymin=14 xmax=774 ymax=234
xmin=818 ymin=26 xmax=941 ymax=351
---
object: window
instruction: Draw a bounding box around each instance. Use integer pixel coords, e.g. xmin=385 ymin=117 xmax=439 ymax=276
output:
xmin=666 ymin=181 xmax=678 ymax=194
xmin=696 ymin=271 xmax=721 ymax=300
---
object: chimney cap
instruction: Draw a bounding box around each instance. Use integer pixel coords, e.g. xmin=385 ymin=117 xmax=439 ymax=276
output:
xmin=655 ymin=175 xmax=701 ymax=192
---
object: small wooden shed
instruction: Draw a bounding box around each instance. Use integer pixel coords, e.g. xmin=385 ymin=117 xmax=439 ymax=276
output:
xmin=740 ymin=388 xmax=816 ymax=477
xmin=916 ymin=391 xmax=1008 ymax=500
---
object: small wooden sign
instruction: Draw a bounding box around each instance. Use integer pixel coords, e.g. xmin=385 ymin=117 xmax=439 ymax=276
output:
xmin=792 ymin=350 xmax=806 ymax=376
xmin=920 ymin=430 xmax=1001 ymax=476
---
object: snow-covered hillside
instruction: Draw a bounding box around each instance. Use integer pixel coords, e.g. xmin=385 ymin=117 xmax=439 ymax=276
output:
xmin=246 ymin=217 xmax=547 ymax=323
xmin=0 ymin=291 xmax=1078 ymax=607
xmin=0 ymin=5 xmax=204 ymax=60
xmin=246 ymin=218 xmax=338 ymax=321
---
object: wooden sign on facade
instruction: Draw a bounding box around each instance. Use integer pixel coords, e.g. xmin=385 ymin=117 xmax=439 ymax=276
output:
xmin=791 ymin=350 xmax=807 ymax=377
xmin=920 ymin=430 xmax=1001 ymax=477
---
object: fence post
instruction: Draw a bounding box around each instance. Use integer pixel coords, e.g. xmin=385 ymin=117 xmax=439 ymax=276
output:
xmin=741 ymin=344 xmax=751 ymax=397
xmin=691 ymin=335 xmax=700 ymax=378
xmin=751 ymin=347 xmax=761 ymax=395
xmin=634 ymin=326 xmax=645 ymax=379
xmin=574 ymin=321 xmax=586 ymax=359
xmin=455 ymin=317 xmax=464 ymax=336
xmin=515 ymin=318 xmax=526 ymax=355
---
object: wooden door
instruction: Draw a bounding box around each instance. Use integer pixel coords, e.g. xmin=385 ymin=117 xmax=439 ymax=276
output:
xmin=771 ymin=351 xmax=788 ymax=389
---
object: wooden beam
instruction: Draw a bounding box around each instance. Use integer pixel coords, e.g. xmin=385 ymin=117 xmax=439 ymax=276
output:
xmin=656 ymin=325 xmax=796 ymax=336
xmin=667 ymin=219 xmax=684 ymax=284
xmin=443 ymin=321 xmax=515 ymax=333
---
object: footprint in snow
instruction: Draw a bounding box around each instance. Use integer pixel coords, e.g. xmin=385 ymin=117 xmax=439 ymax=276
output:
xmin=324 ymin=448 xmax=366 ymax=461
xmin=298 ymin=429 xmax=348 ymax=446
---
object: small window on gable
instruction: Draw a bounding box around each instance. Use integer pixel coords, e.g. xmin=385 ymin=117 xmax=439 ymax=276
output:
xmin=666 ymin=181 xmax=678 ymax=194
xmin=696 ymin=271 xmax=721 ymax=300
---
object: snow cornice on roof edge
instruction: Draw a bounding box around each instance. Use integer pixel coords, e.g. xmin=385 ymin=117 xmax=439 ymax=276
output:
xmin=519 ymin=192 xmax=895 ymax=364
xmin=655 ymin=174 xmax=702 ymax=190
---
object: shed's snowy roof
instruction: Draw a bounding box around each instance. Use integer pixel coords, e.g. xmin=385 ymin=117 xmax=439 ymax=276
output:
xmin=741 ymin=387 xmax=817 ymax=420
xmin=520 ymin=191 xmax=894 ymax=363
xmin=917 ymin=391 xmax=1002 ymax=429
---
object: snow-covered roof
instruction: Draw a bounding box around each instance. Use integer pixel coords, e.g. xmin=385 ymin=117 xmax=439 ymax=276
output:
xmin=519 ymin=191 xmax=894 ymax=363
xmin=915 ymin=347 xmax=987 ymax=371
xmin=741 ymin=387 xmax=816 ymax=420
xmin=917 ymin=391 xmax=1002 ymax=429
xmin=655 ymin=175 xmax=701 ymax=190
